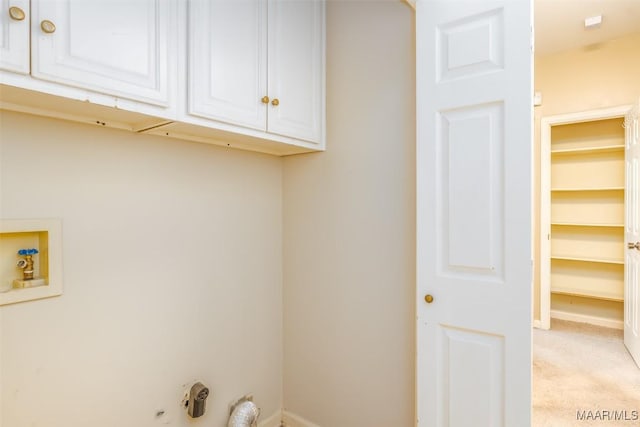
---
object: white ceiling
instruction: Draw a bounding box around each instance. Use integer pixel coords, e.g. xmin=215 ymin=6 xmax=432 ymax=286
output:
xmin=535 ymin=0 xmax=640 ymax=56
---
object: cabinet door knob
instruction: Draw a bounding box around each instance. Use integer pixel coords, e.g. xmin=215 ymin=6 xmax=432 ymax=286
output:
xmin=261 ymin=96 xmax=269 ymax=104
xmin=271 ymin=98 xmax=279 ymax=107
xmin=8 ymin=6 xmax=25 ymax=21
xmin=40 ymin=20 xmax=56 ymax=34
xmin=424 ymin=294 xmax=434 ymax=304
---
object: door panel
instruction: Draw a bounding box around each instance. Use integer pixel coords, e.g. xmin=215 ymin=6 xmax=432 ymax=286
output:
xmin=440 ymin=103 xmax=504 ymax=276
xmin=439 ymin=327 xmax=504 ymax=426
xmin=188 ymin=0 xmax=267 ymax=130
xmin=0 ymin=0 xmax=29 ymax=74
xmin=624 ymin=100 xmax=640 ymax=367
xmin=267 ymin=0 xmax=324 ymax=143
xmin=416 ymin=0 xmax=533 ymax=425
xmin=31 ymin=0 xmax=174 ymax=106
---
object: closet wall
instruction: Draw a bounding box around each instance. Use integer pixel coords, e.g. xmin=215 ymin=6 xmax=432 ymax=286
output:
xmin=533 ymin=32 xmax=640 ymax=323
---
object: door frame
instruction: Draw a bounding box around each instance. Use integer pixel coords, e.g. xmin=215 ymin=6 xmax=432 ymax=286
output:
xmin=539 ymin=104 xmax=634 ymax=330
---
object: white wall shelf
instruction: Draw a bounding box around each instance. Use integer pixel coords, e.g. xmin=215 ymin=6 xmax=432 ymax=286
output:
xmin=550 ymin=258 xmax=624 ymax=302
xmin=550 ymin=255 xmax=624 ymax=265
xmin=551 ymin=149 xmax=624 ymax=190
xmin=551 ymin=190 xmax=624 ymax=225
xmin=551 ymin=187 xmax=625 ymax=192
xmin=550 ymin=286 xmax=623 ymax=302
xmin=550 ymin=224 xmax=624 ymax=263
xmin=0 ymin=219 xmax=63 ymax=305
xmin=549 ymin=117 xmax=626 ymax=152
xmin=551 ymin=222 xmax=624 ymax=227
xmin=551 ymin=144 xmax=624 ymax=155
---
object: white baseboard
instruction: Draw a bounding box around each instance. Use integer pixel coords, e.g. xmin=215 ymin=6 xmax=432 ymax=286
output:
xmin=259 ymin=410 xmax=283 ymax=427
xmin=550 ymin=309 xmax=623 ymax=330
xmin=533 ymin=318 xmax=551 ymax=330
xmin=282 ymin=411 xmax=321 ymax=427
xmin=533 ymin=319 xmax=542 ymax=329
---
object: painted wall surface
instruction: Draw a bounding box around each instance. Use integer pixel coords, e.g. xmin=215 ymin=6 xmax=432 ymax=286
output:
xmin=0 ymin=111 xmax=283 ymax=427
xmin=282 ymin=2 xmax=416 ymax=426
xmin=533 ymin=32 xmax=640 ymax=321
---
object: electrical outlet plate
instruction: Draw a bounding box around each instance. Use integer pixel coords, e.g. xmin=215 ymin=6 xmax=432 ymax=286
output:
xmin=584 ymin=15 xmax=602 ymax=28
xmin=534 ymin=91 xmax=542 ymax=107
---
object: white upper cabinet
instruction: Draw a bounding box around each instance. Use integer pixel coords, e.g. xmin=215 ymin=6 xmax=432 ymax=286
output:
xmin=0 ymin=0 xmax=30 ymax=74
xmin=189 ymin=0 xmax=267 ymax=130
xmin=0 ymin=0 xmax=324 ymax=155
xmin=267 ymin=0 xmax=323 ymax=143
xmin=188 ymin=0 xmax=325 ymax=144
xmin=31 ymin=0 xmax=175 ymax=106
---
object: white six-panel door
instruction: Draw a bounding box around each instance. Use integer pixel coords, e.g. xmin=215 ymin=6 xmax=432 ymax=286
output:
xmin=624 ymin=100 xmax=640 ymax=367
xmin=0 ymin=0 xmax=29 ymax=74
xmin=267 ymin=0 xmax=324 ymax=143
xmin=188 ymin=0 xmax=267 ymax=130
xmin=31 ymin=0 xmax=175 ymax=106
xmin=416 ymin=0 xmax=533 ymax=425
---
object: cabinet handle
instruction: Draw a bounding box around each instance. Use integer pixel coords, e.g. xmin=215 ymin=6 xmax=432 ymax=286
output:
xmin=271 ymin=98 xmax=279 ymax=106
xmin=629 ymin=242 xmax=640 ymax=250
xmin=424 ymin=294 xmax=434 ymax=304
xmin=261 ymin=96 xmax=270 ymax=104
xmin=8 ymin=6 xmax=25 ymax=21
xmin=40 ymin=20 xmax=56 ymax=34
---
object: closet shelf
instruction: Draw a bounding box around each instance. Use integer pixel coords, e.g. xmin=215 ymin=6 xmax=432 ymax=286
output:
xmin=551 ymin=222 xmax=625 ymax=228
xmin=551 ymin=255 xmax=624 ymax=265
xmin=551 ymin=285 xmax=623 ymax=302
xmin=551 ymin=187 xmax=624 ymax=192
xmin=551 ymin=144 xmax=625 ymax=155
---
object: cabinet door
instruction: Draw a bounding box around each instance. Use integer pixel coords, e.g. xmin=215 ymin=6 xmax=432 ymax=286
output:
xmin=31 ymin=0 xmax=174 ymax=106
xmin=189 ymin=0 xmax=267 ymax=131
xmin=267 ymin=0 xmax=324 ymax=143
xmin=0 ymin=0 xmax=30 ymax=74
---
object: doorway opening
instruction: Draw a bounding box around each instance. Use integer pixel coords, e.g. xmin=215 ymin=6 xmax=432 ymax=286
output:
xmin=539 ymin=107 xmax=632 ymax=331
xmin=532 ymin=1 xmax=640 ymax=424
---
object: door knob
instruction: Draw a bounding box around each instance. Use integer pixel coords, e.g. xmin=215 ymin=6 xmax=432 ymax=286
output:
xmin=424 ymin=294 xmax=434 ymax=304
xmin=629 ymin=242 xmax=640 ymax=250
xmin=261 ymin=96 xmax=269 ymax=104
xmin=40 ymin=20 xmax=56 ymax=34
xmin=9 ymin=6 xmax=25 ymax=21
xmin=271 ymin=98 xmax=279 ymax=106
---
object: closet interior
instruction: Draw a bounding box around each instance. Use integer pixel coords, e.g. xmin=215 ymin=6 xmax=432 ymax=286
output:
xmin=549 ymin=117 xmax=625 ymax=323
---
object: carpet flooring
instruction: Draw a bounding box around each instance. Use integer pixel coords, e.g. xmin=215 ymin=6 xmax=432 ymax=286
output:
xmin=533 ymin=319 xmax=640 ymax=426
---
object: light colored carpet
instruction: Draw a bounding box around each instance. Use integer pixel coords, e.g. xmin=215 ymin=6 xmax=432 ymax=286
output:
xmin=533 ymin=319 xmax=640 ymax=427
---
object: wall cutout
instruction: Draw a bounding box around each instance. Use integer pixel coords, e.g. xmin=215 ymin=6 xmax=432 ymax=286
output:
xmin=0 ymin=219 xmax=63 ymax=305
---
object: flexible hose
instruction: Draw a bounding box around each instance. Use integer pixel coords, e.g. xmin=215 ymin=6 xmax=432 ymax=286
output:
xmin=227 ymin=400 xmax=260 ymax=427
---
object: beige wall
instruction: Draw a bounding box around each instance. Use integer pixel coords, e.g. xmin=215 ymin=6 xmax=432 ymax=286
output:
xmin=282 ymin=2 xmax=415 ymax=426
xmin=533 ymin=32 xmax=640 ymax=321
xmin=0 ymin=111 xmax=283 ymax=427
